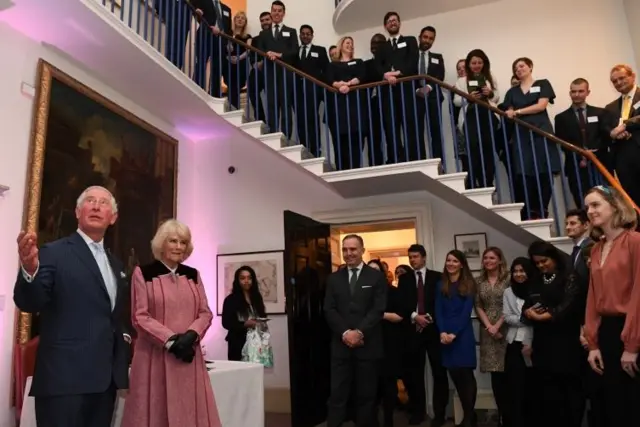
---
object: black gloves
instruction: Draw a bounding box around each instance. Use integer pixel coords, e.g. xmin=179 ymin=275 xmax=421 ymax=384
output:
xmin=168 ymin=330 xmax=199 ymax=363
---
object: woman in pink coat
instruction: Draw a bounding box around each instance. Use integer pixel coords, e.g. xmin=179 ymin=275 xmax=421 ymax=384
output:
xmin=121 ymin=219 xmax=221 ymax=427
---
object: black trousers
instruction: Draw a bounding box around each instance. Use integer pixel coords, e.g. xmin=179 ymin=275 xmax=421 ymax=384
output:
xmin=327 ymin=357 xmax=379 ymax=427
xmin=504 ymin=342 xmax=533 ymax=427
xmin=227 ymin=338 xmax=244 ymax=361
xmin=514 ymin=173 xmax=553 ymax=220
xmin=367 ymin=94 xmax=388 ymax=166
xmin=295 ymin=82 xmax=322 ymax=157
xmin=225 ymin=58 xmax=249 ymax=111
xmin=263 ymin=64 xmax=294 ymax=138
xmin=247 ymin=68 xmax=266 ymax=122
xmin=612 ymin=142 xmax=640 ymax=208
xmin=409 ymin=97 xmax=445 ymax=162
xmin=565 ymin=153 xmax=595 ymax=208
xmin=580 ymin=348 xmax=606 ymax=427
xmin=330 ymin=129 xmax=363 ymax=171
xmin=380 ymin=84 xmax=417 ymax=164
xmin=533 ymin=368 xmax=584 ymax=427
xmin=464 ymin=105 xmax=498 ymax=189
xmin=35 ymin=384 xmax=117 ymax=427
xmin=596 ymin=316 xmax=640 ymax=426
xmin=193 ymin=25 xmax=226 ymax=98
xmin=404 ymin=326 xmax=449 ymax=421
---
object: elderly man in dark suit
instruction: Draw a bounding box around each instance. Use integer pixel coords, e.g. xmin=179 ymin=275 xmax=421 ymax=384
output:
xmin=324 ymin=234 xmax=387 ymax=427
xmin=14 ymin=185 xmax=133 ymax=427
xmin=605 ymin=64 xmax=640 ymax=207
xmin=254 ymin=0 xmax=299 ymax=138
xmin=554 ymin=78 xmax=612 ymax=207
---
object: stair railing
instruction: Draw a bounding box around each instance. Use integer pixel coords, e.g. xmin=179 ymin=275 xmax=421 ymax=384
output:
xmin=99 ymin=0 xmax=639 ymax=236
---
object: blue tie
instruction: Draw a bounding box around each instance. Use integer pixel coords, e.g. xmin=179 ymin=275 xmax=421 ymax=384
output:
xmin=92 ymin=242 xmax=117 ymax=310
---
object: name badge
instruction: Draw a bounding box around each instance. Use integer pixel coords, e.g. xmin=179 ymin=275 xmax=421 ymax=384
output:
xmin=634 ymin=101 xmax=640 ymax=110
xmin=223 ymin=10 xmax=229 ymax=16
xmin=397 ymin=41 xmax=407 ymax=48
xmin=587 ymin=116 xmax=599 ymax=123
xmin=348 ymin=61 xmax=356 ymax=66
xmin=468 ymin=80 xmax=478 ymax=86
xmin=310 ymin=52 xmax=318 ymax=58
xmin=530 ymin=86 xmax=540 ymax=93
xmin=282 ymin=31 xmax=290 ymax=37
xmin=431 ymin=58 xmax=440 ymax=64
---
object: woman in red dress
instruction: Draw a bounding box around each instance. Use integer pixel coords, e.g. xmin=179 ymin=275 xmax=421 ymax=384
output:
xmin=584 ymin=186 xmax=640 ymax=426
xmin=121 ymin=219 xmax=222 ymax=427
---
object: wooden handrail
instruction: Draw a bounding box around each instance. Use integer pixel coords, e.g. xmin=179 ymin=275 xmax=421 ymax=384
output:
xmin=182 ymin=1 xmax=639 ymax=213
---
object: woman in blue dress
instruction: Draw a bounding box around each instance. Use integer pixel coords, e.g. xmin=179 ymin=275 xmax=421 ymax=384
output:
xmin=435 ymin=249 xmax=477 ymax=427
xmin=503 ymin=57 xmax=561 ymax=220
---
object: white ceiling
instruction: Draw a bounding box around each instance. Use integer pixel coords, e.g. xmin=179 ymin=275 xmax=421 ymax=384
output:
xmin=333 ymin=0 xmax=502 ymax=34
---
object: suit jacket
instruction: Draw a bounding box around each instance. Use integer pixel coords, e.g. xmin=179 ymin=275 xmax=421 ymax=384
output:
xmin=323 ymin=264 xmax=387 ymax=359
xmin=604 ymin=88 xmax=640 ymax=148
xmin=554 ymin=105 xmax=610 ymax=154
xmin=14 ymin=232 xmax=132 ymax=397
xmin=397 ymin=268 xmax=442 ymax=329
xmin=255 ymin=24 xmax=299 ymax=66
xmin=375 ymin=35 xmax=419 ymax=81
xmin=191 ymin=0 xmax=232 ymax=35
xmin=293 ymin=44 xmax=330 ymax=83
xmin=419 ymin=50 xmax=445 ymax=102
xmin=569 ymin=238 xmax=592 ymax=323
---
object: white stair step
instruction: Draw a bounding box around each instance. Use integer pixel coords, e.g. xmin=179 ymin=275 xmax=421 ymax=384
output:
xmin=547 ymin=236 xmax=573 ymax=254
xmin=517 ymin=219 xmax=554 ymax=240
xmin=300 ymin=158 xmax=330 ymax=175
xmin=489 ymin=203 xmax=524 ymax=223
xmin=278 ymin=145 xmax=306 ymax=162
xmin=463 ymin=187 xmax=496 ymax=207
xmin=207 ymin=97 xmax=227 ymax=114
xmin=259 ymin=132 xmax=286 ymax=150
xmin=239 ymin=121 xmax=264 ymax=137
xmin=435 ymin=172 xmax=467 ymax=193
xmin=220 ymin=110 xmax=245 ymax=126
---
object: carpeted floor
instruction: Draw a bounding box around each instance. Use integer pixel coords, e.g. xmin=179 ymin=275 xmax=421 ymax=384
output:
xmin=265 ymin=412 xmax=499 ymax=427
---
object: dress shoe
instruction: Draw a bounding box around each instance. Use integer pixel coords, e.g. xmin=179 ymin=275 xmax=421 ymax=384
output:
xmin=408 ymin=413 xmax=425 ymax=425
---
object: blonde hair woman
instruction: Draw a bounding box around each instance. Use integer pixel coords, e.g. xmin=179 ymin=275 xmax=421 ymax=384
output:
xmin=325 ymin=36 xmax=368 ymax=170
xmin=226 ymin=10 xmax=252 ymax=110
xmin=121 ymin=219 xmax=221 ymax=427
xmin=474 ymin=246 xmax=510 ymax=426
xmin=584 ymin=186 xmax=640 ymax=426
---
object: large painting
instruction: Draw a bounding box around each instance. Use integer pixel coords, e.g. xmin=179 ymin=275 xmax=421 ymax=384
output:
xmin=16 ymin=60 xmax=178 ymax=344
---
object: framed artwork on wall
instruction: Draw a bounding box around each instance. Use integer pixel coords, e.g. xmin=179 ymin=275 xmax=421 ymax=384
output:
xmin=216 ymin=250 xmax=286 ymax=315
xmin=454 ymin=233 xmax=488 ymax=271
xmin=16 ymin=59 xmax=177 ymax=344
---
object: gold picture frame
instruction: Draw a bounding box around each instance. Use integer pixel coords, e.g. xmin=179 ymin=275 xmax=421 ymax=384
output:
xmin=15 ymin=59 xmax=178 ymax=344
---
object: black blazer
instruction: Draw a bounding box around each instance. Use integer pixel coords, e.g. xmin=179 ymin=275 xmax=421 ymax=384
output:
xmin=191 ymin=0 xmax=232 ymax=35
xmin=375 ymin=35 xmax=419 ymax=80
xmin=13 ymin=232 xmax=131 ymax=397
xmin=554 ymin=105 xmax=610 ymax=152
xmin=323 ymin=264 xmax=387 ymax=359
xmin=397 ymin=268 xmax=442 ymax=326
xmin=605 ymin=89 xmax=640 ymax=148
xmin=294 ymin=44 xmax=330 ymax=82
xmin=221 ymin=293 xmax=263 ymax=345
xmin=363 ymin=58 xmax=380 ymax=85
xmin=255 ymin=24 xmax=300 ymax=65
xmin=419 ymin=50 xmax=445 ymax=101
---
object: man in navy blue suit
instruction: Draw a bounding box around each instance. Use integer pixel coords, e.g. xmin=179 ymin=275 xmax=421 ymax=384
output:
xmin=14 ymin=185 xmax=133 ymax=427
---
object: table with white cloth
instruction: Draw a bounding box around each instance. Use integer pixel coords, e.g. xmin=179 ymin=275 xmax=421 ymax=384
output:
xmin=20 ymin=360 xmax=265 ymax=427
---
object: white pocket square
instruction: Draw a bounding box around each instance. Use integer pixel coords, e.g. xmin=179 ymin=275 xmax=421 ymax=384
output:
xmin=361 ymin=285 xmax=372 ymax=288
xmin=120 ymin=272 xmax=126 ymax=278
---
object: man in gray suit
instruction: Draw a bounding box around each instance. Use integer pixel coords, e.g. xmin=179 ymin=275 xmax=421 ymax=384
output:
xmin=14 ymin=186 xmax=132 ymax=427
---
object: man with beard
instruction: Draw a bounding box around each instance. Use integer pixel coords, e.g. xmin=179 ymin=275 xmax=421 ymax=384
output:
xmin=409 ymin=26 xmax=445 ymax=163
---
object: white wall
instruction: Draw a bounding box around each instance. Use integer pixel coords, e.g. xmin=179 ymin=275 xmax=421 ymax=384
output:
xmin=0 ymin=22 xmax=194 ymax=427
xmin=624 ymin=0 xmax=640 ymax=71
xmin=246 ymin=0 xmax=339 ymax=48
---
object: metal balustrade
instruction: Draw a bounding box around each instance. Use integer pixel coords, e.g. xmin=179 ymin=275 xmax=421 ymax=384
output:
xmin=99 ymin=0 xmax=639 ymax=236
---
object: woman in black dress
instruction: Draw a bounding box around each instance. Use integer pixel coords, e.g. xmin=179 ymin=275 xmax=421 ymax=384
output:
xmin=225 ymin=11 xmax=252 ymax=111
xmin=325 ymin=36 xmax=369 ymax=170
xmin=221 ymin=265 xmax=266 ymax=360
xmin=524 ymin=241 xmax=584 ymax=427
xmin=503 ymin=57 xmax=561 ymax=220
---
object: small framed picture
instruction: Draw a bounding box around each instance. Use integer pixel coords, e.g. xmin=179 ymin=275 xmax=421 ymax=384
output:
xmin=454 ymin=233 xmax=488 ymax=270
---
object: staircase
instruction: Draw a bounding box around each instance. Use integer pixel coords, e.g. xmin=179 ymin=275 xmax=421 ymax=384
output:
xmin=207 ymin=98 xmax=574 ymax=253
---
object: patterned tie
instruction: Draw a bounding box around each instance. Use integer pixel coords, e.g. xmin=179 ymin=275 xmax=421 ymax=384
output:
xmin=92 ymin=242 xmax=117 ymax=310
xmin=416 ymin=271 xmax=425 ymax=314
xmin=577 ymin=107 xmax=587 ymax=147
xmin=621 ymin=95 xmax=632 ymax=120
xmin=349 ymin=268 xmax=358 ymax=294
xmin=419 ymin=51 xmax=427 ymax=75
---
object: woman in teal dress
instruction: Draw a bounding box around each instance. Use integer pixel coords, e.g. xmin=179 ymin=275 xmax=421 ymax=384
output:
xmin=435 ymin=249 xmax=477 ymax=427
xmin=503 ymin=57 xmax=561 ymax=220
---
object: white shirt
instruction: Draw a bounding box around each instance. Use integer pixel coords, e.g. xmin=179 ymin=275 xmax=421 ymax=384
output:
xmin=348 ymin=262 xmax=364 ymax=281
xmin=272 ymin=22 xmax=285 ymax=37
xmin=300 ymin=43 xmax=312 ymax=59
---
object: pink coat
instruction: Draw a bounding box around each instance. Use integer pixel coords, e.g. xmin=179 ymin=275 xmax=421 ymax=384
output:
xmin=121 ymin=262 xmax=221 ymax=427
